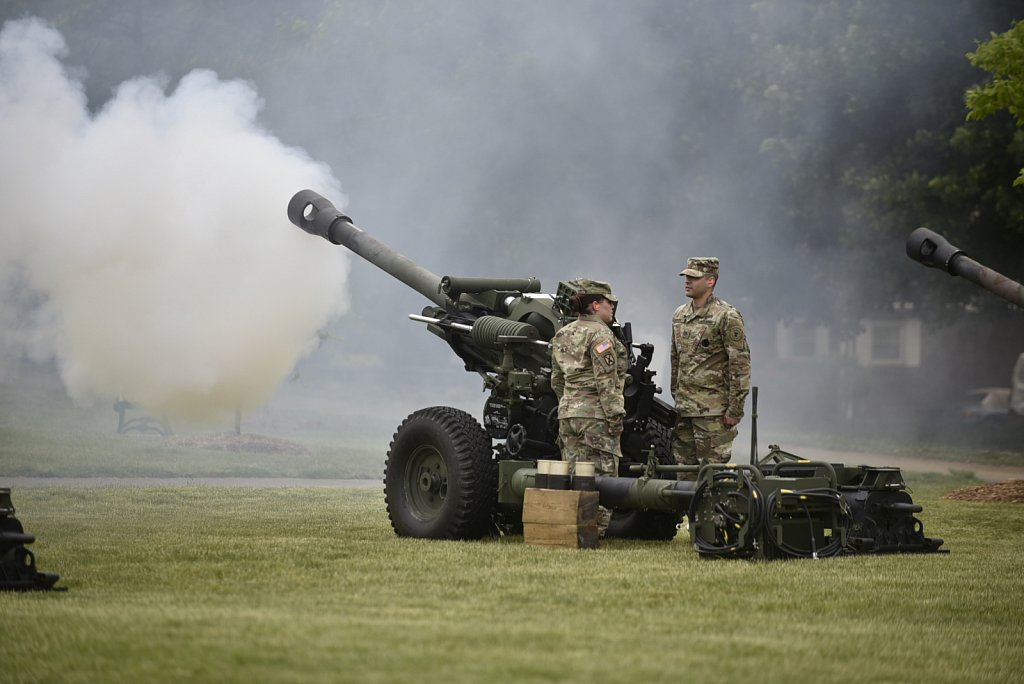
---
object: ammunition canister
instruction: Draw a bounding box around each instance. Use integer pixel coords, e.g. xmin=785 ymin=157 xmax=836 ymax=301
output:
xmin=573 ymin=461 xmax=596 ymax=491
xmin=534 ymin=459 xmax=553 ymax=488
xmin=548 ymin=460 xmax=570 ymax=490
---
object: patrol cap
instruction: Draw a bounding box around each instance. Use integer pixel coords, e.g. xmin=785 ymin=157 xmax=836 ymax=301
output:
xmin=679 ymin=257 xmax=719 ymax=278
xmin=574 ymin=278 xmax=618 ymax=302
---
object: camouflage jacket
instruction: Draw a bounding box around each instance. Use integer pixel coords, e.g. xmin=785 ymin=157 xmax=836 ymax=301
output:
xmin=670 ymin=295 xmax=751 ymax=419
xmin=550 ymin=314 xmax=627 ymax=421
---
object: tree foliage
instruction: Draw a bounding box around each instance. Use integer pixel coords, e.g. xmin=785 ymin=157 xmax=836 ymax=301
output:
xmin=966 ymin=20 xmax=1024 ymax=186
xmin=837 ymin=9 xmax=1024 ymax=322
xmin=738 ymin=1 xmax=1023 ymax=327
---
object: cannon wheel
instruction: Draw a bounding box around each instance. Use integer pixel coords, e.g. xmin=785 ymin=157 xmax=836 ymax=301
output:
xmin=384 ymin=406 xmax=496 ymax=539
xmin=606 ymin=422 xmax=683 ymax=541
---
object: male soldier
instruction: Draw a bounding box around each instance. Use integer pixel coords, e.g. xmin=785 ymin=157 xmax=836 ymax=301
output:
xmin=670 ymin=258 xmax=751 ymax=478
xmin=550 ymin=278 xmax=628 ymax=536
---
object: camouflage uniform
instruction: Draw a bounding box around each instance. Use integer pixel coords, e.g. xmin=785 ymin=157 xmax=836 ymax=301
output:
xmin=671 ymin=258 xmax=751 ymax=476
xmin=550 ymin=279 xmax=628 ymax=534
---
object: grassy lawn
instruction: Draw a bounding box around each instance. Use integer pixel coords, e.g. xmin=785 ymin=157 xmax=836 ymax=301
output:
xmin=1 ymin=482 xmax=1022 ymax=684
xmin=0 ymin=426 xmax=384 ymax=479
xmin=4 ymin=364 xmax=1023 ymax=682
xmin=0 ymin=363 xmax=395 ymax=479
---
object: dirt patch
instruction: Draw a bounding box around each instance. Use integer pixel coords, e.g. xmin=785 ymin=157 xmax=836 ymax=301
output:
xmin=166 ymin=432 xmax=310 ymax=455
xmin=945 ymin=480 xmax=1024 ymax=503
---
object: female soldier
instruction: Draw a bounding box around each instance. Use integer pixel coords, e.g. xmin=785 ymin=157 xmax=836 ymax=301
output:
xmin=549 ymin=278 xmax=628 ymax=537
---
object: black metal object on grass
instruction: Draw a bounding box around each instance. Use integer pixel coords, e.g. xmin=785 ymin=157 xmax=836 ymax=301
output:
xmin=0 ymin=488 xmax=64 ymax=591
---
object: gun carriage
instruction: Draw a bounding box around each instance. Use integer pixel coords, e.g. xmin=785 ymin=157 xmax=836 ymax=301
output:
xmin=286 ymin=190 xmax=945 ymax=558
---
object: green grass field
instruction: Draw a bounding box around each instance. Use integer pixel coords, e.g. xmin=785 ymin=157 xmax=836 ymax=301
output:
xmin=3 ymin=363 xmax=1024 ymax=682
xmin=2 ymin=483 xmax=1022 ymax=684
xmin=0 ymin=363 xmax=399 ymax=479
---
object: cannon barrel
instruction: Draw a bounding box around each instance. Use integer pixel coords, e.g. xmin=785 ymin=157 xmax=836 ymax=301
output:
xmin=906 ymin=227 xmax=1024 ymax=307
xmin=288 ymin=189 xmax=448 ymax=307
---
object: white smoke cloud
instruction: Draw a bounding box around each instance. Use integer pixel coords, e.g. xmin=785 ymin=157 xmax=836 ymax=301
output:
xmin=0 ymin=17 xmax=349 ymax=421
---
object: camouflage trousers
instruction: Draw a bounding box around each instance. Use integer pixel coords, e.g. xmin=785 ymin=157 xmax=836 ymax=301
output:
xmin=558 ymin=417 xmax=621 ymax=534
xmin=671 ymin=416 xmax=738 ymax=481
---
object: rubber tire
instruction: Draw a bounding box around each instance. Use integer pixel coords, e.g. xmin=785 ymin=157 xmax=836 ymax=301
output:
xmin=384 ymin=406 xmax=496 ymax=539
xmin=606 ymin=421 xmax=683 ymax=540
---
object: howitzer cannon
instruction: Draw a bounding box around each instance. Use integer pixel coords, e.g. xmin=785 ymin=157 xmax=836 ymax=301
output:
xmin=906 ymin=227 xmax=1024 ymax=307
xmin=907 ymin=227 xmax=1024 ymax=417
xmin=287 ymin=190 xmax=946 ymax=557
xmin=289 ymin=190 xmax=681 ymax=539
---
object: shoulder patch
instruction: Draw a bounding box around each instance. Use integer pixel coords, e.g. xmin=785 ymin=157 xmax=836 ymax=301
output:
xmin=595 ymin=340 xmax=612 ymax=354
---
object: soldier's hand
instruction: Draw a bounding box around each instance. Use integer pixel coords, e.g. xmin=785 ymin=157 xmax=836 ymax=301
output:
xmin=609 ymin=418 xmax=624 ymax=437
xmin=722 ymin=415 xmax=740 ymax=428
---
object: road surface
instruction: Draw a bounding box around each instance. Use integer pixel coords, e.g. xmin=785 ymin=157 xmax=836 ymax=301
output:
xmin=4 ymin=449 xmax=1022 ymax=488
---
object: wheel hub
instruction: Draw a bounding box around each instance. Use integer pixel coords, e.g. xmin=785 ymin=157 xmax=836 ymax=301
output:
xmin=418 ymin=470 xmax=443 ymax=494
xmin=405 ymin=445 xmax=449 ymax=518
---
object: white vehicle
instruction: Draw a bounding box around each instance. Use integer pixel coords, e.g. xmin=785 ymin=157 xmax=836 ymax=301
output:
xmin=1012 ymin=352 xmax=1024 ymax=416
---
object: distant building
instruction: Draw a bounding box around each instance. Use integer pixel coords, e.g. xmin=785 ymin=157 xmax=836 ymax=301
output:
xmin=759 ymin=304 xmax=1023 ymax=437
